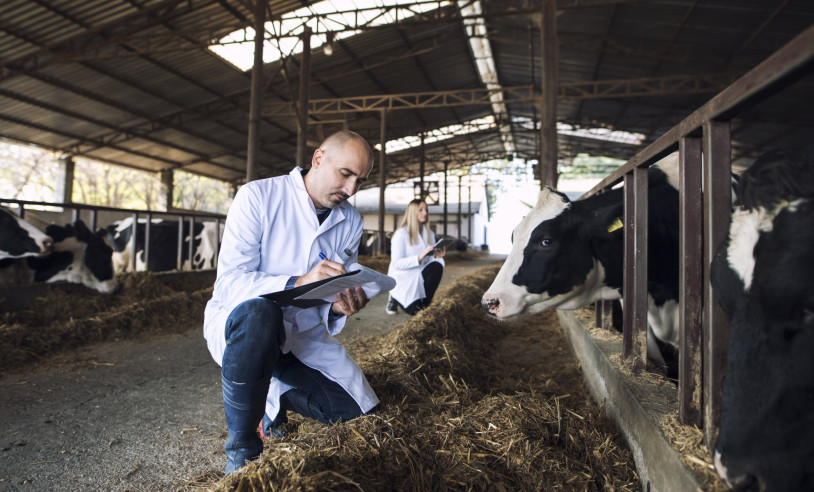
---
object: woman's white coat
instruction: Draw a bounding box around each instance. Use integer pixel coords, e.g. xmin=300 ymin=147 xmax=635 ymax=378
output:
xmin=387 ymin=226 xmax=445 ymax=308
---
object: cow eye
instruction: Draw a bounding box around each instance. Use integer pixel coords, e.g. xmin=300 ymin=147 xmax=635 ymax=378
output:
xmin=539 ymin=238 xmax=553 ymax=249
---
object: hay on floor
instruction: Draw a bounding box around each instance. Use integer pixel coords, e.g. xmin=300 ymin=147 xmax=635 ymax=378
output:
xmin=203 ymin=265 xmax=640 ymax=491
xmin=0 ymin=271 xmax=214 ymax=374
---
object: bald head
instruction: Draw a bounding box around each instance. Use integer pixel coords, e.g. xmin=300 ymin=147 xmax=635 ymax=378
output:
xmin=318 ymin=130 xmax=374 ymax=167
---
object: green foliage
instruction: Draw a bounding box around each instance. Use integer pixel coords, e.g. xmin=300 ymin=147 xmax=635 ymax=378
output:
xmin=559 ymin=153 xmax=624 ymax=179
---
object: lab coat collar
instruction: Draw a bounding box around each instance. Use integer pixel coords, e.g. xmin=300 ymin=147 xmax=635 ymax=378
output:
xmin=290 ymin=166 xmax=348 ymax=232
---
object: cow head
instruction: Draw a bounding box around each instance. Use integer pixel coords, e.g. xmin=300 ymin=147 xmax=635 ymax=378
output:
xmin=0 ymin=207 xmax=53 ymax=260
xmin=482 ymin=186 xmax=624 ymax=318
xmin=711 ymin=148 xmax=814 ymax=491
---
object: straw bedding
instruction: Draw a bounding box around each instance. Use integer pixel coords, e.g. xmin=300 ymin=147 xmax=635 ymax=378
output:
xmin=0 ymin=272 xmax=214 ymax=375
xmin=199 ymin=265 xmax=640 ymax=491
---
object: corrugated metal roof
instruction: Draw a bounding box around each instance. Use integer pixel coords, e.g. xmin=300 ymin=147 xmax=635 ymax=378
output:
xmin=1 ymin=0 xmax=812 ymax=188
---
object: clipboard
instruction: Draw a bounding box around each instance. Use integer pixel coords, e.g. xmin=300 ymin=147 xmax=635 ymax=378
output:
xmin=261 ymin=270 xmax=360 ymax=308
xmin=434 ymin=237 xmax=455 ymax=249
xmin=261 ymin=263 xmax=395 ymax=309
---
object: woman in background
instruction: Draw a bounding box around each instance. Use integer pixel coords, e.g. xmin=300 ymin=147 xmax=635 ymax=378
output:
xmin=386 ymin=199 xmax=445 ymax=315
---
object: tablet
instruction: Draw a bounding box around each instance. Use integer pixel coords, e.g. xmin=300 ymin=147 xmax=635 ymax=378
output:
xmin=434 ymin=237 xmax=456 ymax=249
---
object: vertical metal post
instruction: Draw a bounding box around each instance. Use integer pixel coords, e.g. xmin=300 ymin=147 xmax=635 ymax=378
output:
xmin=90 ymin=209 xmax=97 ymax=231
xmin=679 ymin=136 xmax=704 ymax=426
xmin=177 ymin=216 xmax=184 ymax=271
xmin=419 ymin=133 xmax=425 ymax=199
xmin=130 ymin=212 xmax=139 ymax=272
xmin=623 ymin=167 xmax=648 ymax=373
xmin=144 ymin=213 xmax=152 ymax=272
xmin=703 ymin=120 xmax=732 ymax=446
xmin=539 ymin=0 xmax=558 ymax=189
xmin=246 ymin=0 xmax=265 ymax=182
xmin=378 ymin=110 xmax=387 ymax=255
xmin=443 ymin=161 xmax=449 ymax=237
xmin=467 ymin=180 xmax=472 ymax=242
xmin=457 ymin=175 xmax=462 ymax=238
xmin=188 ymin=217 xmax=195 ymax=271
xmin=296 ymin=27 xmax=312 ymax=167
xmin=57 ymin=156 xmax=75 ymax=204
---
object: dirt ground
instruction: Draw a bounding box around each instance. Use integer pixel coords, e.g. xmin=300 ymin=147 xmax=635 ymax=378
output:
xmin=0 ymin=254 xmax=508 ymax=492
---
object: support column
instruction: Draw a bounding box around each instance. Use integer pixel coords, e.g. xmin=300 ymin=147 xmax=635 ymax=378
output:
xmin=297 ymin=27 xmax=312 ymax=167
xmin=159 ymin=169 xmax=174 ymax=211
xmin=467 ymin=180 xmax=472 ymax=243
xmin=246 ymin=0 xmax=266 ymax=183
xmin=56 ymin=155 xmax=74 ymax=204
xmin=457 ymin=175 xmax=462 ymax=239
xmin=378 ymin=110 xmax=387 ymax=255
xmin=443 ymin=161 xmax=449 ymax=237
xmin=539 ymin=0 xmax=559 ymax=188
xmin=419 ymin=133 xmax=425 ymax=199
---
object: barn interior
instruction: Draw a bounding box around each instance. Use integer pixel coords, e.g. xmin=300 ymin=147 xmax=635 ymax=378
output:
xmin=2 ymin=1 xmax=814 ymax=491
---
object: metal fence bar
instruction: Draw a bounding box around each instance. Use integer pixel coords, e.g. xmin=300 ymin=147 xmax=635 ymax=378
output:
xmin=176 ymin=216 xmax=185 ymax=271
xmin=129 ymin=212 xmax=138 ymax=272
xmin=188 ymin=217 xmax=195 ymax=271
xmin=702 ymin=120 xmax=733 ymax=447
xmin=144 ymin=213 xmax=152 ymax=272
xmin=679 ymin=136 xmax=704 ymax=427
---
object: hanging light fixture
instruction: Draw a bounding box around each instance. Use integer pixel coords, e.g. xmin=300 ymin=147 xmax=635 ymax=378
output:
xmin=323 ymin=31 xmax=335 ymax=56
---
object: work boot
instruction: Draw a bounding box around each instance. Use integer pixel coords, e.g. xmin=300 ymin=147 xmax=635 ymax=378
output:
xmin=222 ymin=376 xmax=269 ymax=474
xmin=386 ymin=295 xmax=398 ymax=315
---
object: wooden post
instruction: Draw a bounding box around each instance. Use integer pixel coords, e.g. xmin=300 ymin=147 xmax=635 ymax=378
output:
xmin=246 ymin=0 xmax=265 ymax=182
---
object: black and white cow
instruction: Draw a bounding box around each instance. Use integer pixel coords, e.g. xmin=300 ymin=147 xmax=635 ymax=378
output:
xmin=710 ymin=147 xmax=814 ymax=491
xmin=0 ymin=219 xmax=117 ymax=294
xmin=106 ymin=217 xmax=221 ymax=273
xmin=0 ymin=207 xmax=53 ymax=260
xmin=482 ymin=154 xmax=681 ymax=369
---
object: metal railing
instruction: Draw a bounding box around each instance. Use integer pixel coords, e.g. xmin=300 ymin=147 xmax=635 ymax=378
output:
xmin=585 ymin=25 xmax=814 ymax=446
xmin=1 ymin=199 xmax=226 ymax=272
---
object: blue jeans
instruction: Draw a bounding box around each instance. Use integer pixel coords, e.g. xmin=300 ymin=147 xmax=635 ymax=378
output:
xmin=222 ymin=298 xmax=366 ymax=428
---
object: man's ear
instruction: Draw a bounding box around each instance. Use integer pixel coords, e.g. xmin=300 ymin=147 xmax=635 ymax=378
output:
xmin=311 ymin=148 xmax=323 ymax=169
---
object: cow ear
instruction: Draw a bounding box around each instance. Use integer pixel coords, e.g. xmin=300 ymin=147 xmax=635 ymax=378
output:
xmin=583 ymin=202 xmax=624 ymax=239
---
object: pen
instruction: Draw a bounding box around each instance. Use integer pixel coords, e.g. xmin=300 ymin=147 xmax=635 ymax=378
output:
xmin=318 ymin=252 xmax=327 ymax=261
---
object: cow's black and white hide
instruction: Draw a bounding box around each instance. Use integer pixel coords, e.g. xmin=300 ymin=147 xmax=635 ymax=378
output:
xmin=0 ymin=207 xmax=53 ymax=260
xmin=106 ymin=217 xmax=221 ymax=273
xmin=0 ymin=219 xmax=117 ymax=294
xmin=710 ymin=147 xmax=814 ymax=492
xmin=482 ymin=154 xmax=681 ymax=373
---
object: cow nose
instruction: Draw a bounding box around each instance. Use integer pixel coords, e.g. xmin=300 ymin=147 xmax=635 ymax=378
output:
xmin=715 ymin=451 xmax=759 ymax=492
xmin=482 ymin=297 xmax=500 ymax=316
xmin=42 ymin=238 xmax=53 ymax=252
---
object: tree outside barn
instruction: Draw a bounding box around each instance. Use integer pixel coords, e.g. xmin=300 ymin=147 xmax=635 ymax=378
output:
xmin=1 ymin=138 xmax=231 ymax=214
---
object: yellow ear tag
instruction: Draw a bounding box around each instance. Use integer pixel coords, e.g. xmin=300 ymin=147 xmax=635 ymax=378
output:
xmin=607 ymin=217 xmax=623 ymax=233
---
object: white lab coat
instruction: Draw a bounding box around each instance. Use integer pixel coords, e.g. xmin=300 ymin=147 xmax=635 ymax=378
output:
xmin=203 ymin=167 xmax=379 ymax=421
xmin=387 ymin=226 xmax=445 ymax=308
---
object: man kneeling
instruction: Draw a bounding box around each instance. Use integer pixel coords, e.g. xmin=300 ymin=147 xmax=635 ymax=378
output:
xmin=203 ymin=131 xmax=379 ymax=474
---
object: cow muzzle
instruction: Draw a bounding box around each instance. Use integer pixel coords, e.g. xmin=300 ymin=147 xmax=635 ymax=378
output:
xmin=481 ymin=296 xmax=500 ymax=316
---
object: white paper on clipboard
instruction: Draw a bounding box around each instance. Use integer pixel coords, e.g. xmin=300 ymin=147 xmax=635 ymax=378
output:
xmin=294 ymin=263 xmax=396 ymax=303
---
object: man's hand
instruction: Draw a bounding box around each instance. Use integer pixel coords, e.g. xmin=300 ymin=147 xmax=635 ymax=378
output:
xmin=331 ymin=286 xmax=369 ymax=316
xmin=295 ymin=258 xmax=347 ymax=287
